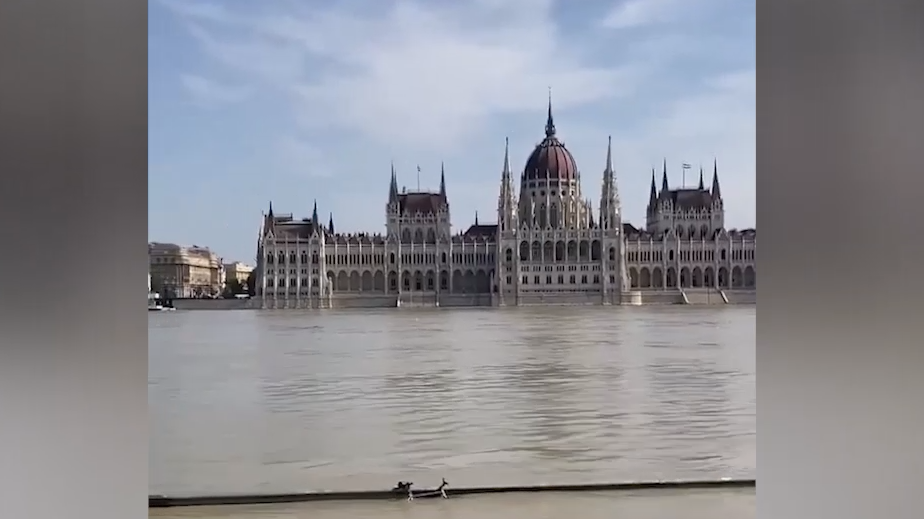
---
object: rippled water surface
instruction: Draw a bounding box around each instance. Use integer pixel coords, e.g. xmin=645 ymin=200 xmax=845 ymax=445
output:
xmin=149 ymin=306 xmax=755 ymax=496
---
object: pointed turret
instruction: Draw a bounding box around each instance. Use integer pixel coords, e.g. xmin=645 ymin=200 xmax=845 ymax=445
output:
xmin=311 ymin=200 xmax=319 ymax=233
xmin=328 ymin=213 xmax=335 ymax=234
xmin=599 ymin=135 xmax=620 ymax=230
xmin=474 ymin=211 xmax=479 ymax=225
xmin=439 ymin=162 xmax=447 ymax=200
xmin=388 ymin=162 xmax=399 ymax=205
xmin=610 ymin=138 xmax=619 ymax=209
xmin=263 ymin=201 xmax=276 ymax=238
xmin=711 ymin=159 xmax=722 ymax=199
xmin=498 ymin=137 xmax=517 ymax=231
xmin=648 ymin=169 xmax=658 ymax=208
xmin=661 ymin=159 xmax=669 ymax=193
xmin=698 ymin=165 xmax=705 ymax=190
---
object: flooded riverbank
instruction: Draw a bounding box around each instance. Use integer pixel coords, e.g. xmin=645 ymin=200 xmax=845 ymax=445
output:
xmin=150 ymin=487 xmax=755 ymax=519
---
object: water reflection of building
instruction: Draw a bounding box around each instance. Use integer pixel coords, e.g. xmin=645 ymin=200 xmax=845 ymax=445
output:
xmin=641 ymin=356 xmax=750 ymax=477
xmin=148 ymin=242 xmax=223 ymax=298
xmin=501 ymin=315 xmax=592 ymax=460
xmin=255 ymin=100 xmax=756 ymax=309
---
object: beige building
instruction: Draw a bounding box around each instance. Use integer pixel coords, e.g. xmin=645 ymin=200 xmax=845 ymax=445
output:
xmin=149 ymin=242 xmax=223 ymax=298
xmin=223 ymin=262 xmax=255 ymax=289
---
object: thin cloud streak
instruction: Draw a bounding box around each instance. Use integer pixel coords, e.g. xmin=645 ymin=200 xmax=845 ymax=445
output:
xmin=180 ymin=74 xmax=250 ymax=105
xmin=601 ymin=0 xmax=685 ymax=29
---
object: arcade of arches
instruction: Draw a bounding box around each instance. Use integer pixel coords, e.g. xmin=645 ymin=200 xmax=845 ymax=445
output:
xmin=512 ymin=239 xmax=612 ymax=263
xmin=627 ymin=265 xmax=756 ymax=289
xmin=321 ymin=268 xmax=493 ymax=294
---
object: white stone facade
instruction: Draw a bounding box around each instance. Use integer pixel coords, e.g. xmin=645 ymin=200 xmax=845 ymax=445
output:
xmin=255 ymin=104 xmax=755 ymax=308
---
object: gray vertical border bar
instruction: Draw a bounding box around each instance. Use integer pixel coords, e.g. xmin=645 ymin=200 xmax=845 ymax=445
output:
xmin=759 ymin=1 xmax=924 ymax=519
xmin=0 ymin=1 xmax=148 ymax=519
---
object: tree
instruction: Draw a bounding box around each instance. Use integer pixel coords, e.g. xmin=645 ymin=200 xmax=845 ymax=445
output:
xmin=222 ymin=278 xmax=244 ymax=298
xmin=245 ymin=271 xmax=257 ymax=296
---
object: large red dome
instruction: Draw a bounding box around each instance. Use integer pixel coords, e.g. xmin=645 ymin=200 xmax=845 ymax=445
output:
xmin=522 ymin=102 xmax=578 ymax=182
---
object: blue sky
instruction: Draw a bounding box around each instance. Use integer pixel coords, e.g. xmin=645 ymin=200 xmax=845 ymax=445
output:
xmin=149 ymin=0 xmax=755 ymax=263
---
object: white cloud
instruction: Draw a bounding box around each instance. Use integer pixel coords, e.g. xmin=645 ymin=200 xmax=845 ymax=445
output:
xmin=156 ymin=0 xmax=754 ymax=230
xmin=160 ymin=0 xmax=663 ymax=150
xmin=179 ymin=73 xmax=250 ymax=105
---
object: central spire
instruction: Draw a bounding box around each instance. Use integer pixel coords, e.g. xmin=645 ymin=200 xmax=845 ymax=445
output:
xmin=545 ymin=87 xmax=556 ymax=137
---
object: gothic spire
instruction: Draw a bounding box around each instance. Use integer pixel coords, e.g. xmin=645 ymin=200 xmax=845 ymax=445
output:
xmin=498 ymin=137 xmax=516 ymax=231
xmin=544 ymin=88 xmax=556 ymax=137
xmin=311 ymin=199 xmax=319 ymax=234
xmin=264 ymin=201 xmax=276 ymax=236
xmin=499 ymin=137 xmax=515 ymax=196
xmin=661 ymin=158 xmax=669 ymax=192
xmin=328 ymin=212 xmax=335 ymax=234
xmin=648 ymin=169 xmax=658 ymax=208
xmin=711 ymin=158 xmax=722 ymax=199
xmin=439 ymin=162 xmax=447 ymax=199
xmin=698 ymin=165 xmax=705 ymax=190
xmin=599 ymin=135 xmax=620 ymax=229
xmin=389 ymin=161 xmax=399 ymax=204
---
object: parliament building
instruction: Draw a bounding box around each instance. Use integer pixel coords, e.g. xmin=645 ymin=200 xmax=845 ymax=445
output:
xmin=254 ymin=102 xmax=756 ymax=309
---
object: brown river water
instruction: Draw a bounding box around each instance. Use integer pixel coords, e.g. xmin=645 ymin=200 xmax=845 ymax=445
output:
xmin=149 ymin=306 xmax=755 ymax=501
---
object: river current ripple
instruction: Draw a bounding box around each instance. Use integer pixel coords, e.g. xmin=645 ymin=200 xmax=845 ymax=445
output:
xmin=149 ymin=306 xmax=755 ymax=496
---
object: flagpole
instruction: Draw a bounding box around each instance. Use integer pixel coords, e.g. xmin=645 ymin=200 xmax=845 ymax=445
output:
xmin=417 ymin=165 xmax=421 ymax=192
